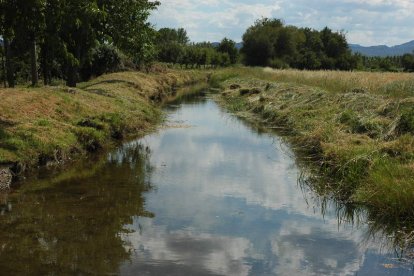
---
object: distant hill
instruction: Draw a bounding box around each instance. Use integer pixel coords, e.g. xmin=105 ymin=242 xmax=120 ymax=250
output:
xmin=350 ymin=40 xmax=414 ymax=57
xmin=212 ymin=40 xmax=414 ymax=57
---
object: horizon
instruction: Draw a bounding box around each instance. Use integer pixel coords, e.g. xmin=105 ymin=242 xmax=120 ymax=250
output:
xmin=150 ymin=0 xmax=414 ymax=47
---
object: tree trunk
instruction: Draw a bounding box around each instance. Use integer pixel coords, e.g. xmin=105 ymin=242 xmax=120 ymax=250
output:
xmin=1 ymin=47 xmax=6 ymax=88
xmin=66 ymin=64 xmax=77 ymax=87
xmin=42 ymin=52 xmax=49 ymax=85
xmin=41 ymin=45 xmax=52 ymax=86
xmin=30 ymin=38 xmax=38 ymax=86
xmin=4 ymin=38 xmax=15 ymax=88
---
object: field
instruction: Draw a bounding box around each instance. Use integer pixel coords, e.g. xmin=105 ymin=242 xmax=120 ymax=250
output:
xmin=0 ymin=69 xmax=207 ymax=171
xmin=212 ymin=67 xmax=414 ymax=220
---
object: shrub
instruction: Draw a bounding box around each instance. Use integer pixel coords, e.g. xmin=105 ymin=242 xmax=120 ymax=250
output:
xmin=81 ymin=44 xmax=123 ymax=80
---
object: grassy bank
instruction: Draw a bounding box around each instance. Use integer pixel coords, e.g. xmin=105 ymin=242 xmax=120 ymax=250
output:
xmin=0 ymin=69 xmax=207 ymax=172
xmin=212 ymin=67 xmax=414 ymax=219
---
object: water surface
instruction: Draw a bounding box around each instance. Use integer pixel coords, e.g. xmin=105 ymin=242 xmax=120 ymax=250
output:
xmin=0 ymin=93 xmax=412 ymax=275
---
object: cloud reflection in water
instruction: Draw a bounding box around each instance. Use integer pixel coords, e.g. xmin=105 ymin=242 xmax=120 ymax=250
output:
xmin=120 ymin=99 xmax=410 ymax=275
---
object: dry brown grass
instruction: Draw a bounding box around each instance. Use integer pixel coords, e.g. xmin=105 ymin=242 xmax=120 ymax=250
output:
xmin=212 ymin=67 xmax=414 ymax=219
xmin=216 ymin=67 xmax=414 ymax=98
xmin=0 ymin=70 xmax=206 ymax=167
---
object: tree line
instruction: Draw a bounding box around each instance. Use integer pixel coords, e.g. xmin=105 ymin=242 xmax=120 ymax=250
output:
xmin=0 ymin=0 xmax=159 ymax=88
xmin=353 ymin=54 xmax=414 ymax=72
xmin=240 ymin=18 xmax=414 ymax=72
xmin=155 ymin=28 xmax=238 ymax=68
xmin=2 ymin=7 xmax=413 ymax=89
xmin=241 ymin=18 xmax=357 ymax=70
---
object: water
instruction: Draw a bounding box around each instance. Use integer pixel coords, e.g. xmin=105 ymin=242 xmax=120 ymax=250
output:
xmin=0 ymin=93 xmax=413 ymax=275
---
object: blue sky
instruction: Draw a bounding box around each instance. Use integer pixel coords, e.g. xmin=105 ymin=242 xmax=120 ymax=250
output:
xmin=150 ymin=0 xmax=414 ymax=46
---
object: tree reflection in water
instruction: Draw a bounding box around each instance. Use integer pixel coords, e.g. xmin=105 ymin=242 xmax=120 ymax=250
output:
xmin=0 ymin=143 xmax=154 ymax=275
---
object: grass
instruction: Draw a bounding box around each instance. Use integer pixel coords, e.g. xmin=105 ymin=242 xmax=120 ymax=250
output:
xmin=212 ymin=66 xmax=414 ymax=219
xmin=0 ymin=69 xmax=207 ymax=169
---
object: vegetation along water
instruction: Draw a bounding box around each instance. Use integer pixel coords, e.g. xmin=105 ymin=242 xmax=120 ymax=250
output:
xmin=1 ymin=0 xmax=414 ymax=275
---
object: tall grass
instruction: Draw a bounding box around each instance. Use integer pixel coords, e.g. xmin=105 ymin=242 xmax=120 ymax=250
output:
xmin=218 ymin=66 xmax=414 ymax=97
xmin=213 ymin=67 xmax=414 ymax=220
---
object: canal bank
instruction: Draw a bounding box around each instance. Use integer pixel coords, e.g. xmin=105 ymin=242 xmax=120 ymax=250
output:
xmin=0 ymin=69 xmax=208 ymax=180
xmin=210 ymin=68 xmax=414 ymax=222
xmin=1 ymin=92 xmax=412 ymax=275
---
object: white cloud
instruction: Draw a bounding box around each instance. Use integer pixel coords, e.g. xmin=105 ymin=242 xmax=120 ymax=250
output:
xmin=151 ymin=0 xmax=414 ymax=45
xmin=121 ymin=219 xmax=252 ymax=276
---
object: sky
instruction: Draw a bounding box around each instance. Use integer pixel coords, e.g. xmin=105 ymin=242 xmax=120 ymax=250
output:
xmin=150 ymin=0 xmax=414 ymax=46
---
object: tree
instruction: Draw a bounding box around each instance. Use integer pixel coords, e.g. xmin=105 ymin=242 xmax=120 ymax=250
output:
xmin=217 ymin=38 xmax=238 ymax=64
xmin=155 ymin=27 xmax=189 ymax=65
xmin=241 ymin=18 xmax=283 ymax=66
xmin=0 ymin=0 xmax=161 ymax=87
xmin=40 ymin=0 xmax=65 ymax=85
xmin=176 ymin=28 xmax=189 ymax=45
xmin=18 ymin=0 xmax=45 ymax=86
xmin=99 ymin=0 xmax=160 ymax=66
xmin=0 ymin=0 xmax=46 ymax=86
xmin=58 ymin=0 xmax=102 ymax=86
xmin=241 ymin=18 xmax=356 ymax=71
xmin=402 ymin=53 xmax=414 ymax=72
xmin=0 ymin=40 xmax=5 ymax=87
xmin=157 ymin=27 xmax=189 ymax=45
xmin=0 ymin=0 xmax=18 ymax=87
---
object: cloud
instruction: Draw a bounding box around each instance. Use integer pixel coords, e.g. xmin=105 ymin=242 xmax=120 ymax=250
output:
xmin=120 ymin=219 xmax=252 ymax=276
xmin=116 ymin=99 xmax=409 ymax=275
xmin=150 ymin=0 xmax=414 ymax=46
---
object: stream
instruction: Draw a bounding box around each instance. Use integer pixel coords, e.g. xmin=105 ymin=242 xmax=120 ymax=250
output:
xmin=0 ymin=91 xmax=412 ymax=275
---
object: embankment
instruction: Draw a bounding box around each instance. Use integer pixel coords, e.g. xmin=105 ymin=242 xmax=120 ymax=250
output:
xmin=0 ymin=69 xmax=207 ymax=177
xmin=212 ymin=67 xmax=414 ymax=219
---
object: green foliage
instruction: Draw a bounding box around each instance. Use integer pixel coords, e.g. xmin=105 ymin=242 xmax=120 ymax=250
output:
xmin=217 ymin=38 xmax=239 ymax=64
xmin=0 ymin=0 xmax=160 ymax=87
xmin=402 ymin=54 xmax=414 ymax=72
xmin=357 ymin=55 xmax=407 ymax=72
xmin=81 ymin=44 xmax=123 ymax=80
xmin=157 ymin=27 xmax=189 ymax=45
xmin=241 ymin=18 xmax=356 ymax=70
xmin=154 ymin=27 xmax=237 ymax=69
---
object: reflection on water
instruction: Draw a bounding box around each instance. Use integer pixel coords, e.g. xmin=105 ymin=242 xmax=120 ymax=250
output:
xmin=1 ymin=93 xmax=413 ymax=275
xmin=0 ymin=145 xmax=154 ymax=275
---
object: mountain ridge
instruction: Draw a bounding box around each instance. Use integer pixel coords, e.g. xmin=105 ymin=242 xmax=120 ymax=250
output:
xmin=348 ymin=40 xmax=414 ymax=57
xmin=213 ymin=40 xmax=414 ymax=57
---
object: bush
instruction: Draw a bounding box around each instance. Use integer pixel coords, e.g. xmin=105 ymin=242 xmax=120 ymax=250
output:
xmin=81 ymin=44 xmax=123 ymax=80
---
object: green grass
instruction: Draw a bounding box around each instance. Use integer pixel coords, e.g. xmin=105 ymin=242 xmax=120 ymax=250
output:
xmin=0 ymin=69 xmax=207 ymax=168
xmin=355 ymin=158 xmax=414 ymax=217
xmin=212 ymin=67 xmax=414 ymax=219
